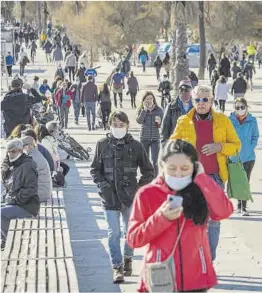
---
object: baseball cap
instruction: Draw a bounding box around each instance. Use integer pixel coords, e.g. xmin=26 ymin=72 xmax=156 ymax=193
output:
xmin=179 ymin=80 xmax=192 ymax=90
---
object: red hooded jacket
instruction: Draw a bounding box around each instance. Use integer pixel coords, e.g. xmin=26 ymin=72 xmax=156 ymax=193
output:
xmin=55 ymin=88 xmax=73 ymax=108
xmin=127 ymin=173 xmax=234 ymax=292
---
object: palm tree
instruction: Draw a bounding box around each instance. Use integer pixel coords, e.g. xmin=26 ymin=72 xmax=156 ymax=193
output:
xmin=198 ymin=1 xmax=206 ymax=79
xmin=173 ymin=2 xmax=190 ymax=95
xmin=20 ymin=1 xmax=26 ymax=26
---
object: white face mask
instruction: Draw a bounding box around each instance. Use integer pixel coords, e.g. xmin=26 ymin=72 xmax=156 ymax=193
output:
xmin=9 ymin=152 xmax=22 ymax=162
xmin=236 ymin=109 xmax=246 ymax=117
xmin=111 ymin=127 xmax=127 ymax=139
xmin=165 ymin=174 xmax=192 ymax=191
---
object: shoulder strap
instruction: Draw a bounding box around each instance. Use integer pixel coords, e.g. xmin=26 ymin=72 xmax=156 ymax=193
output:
xmin=166 ymin=218 xmax=186 ymax=262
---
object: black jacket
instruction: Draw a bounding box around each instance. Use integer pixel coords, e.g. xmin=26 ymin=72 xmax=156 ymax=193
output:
xmin=76 ymin=67 xmax=86 ymax=83
xmin=1 ymin=154 xmax=40 ymax=216
xmin=90 ymin=133 xmax=154 ymax=210
xmin=231 ymin=77 xmax=247 ymax=94
xmin=1 ymin=88 xmax=42 ymax=137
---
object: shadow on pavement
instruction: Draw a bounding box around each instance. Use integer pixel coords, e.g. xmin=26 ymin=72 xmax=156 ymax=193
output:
xmin=215 ymin=282 xmax=262 ymax=291
xmin=228 ymin=216 xmax=262 ymax=222
xmin=63 ymin=159 xmax=122 ymax=292
xmin=12 ymin=68 xmax=47 ymax=74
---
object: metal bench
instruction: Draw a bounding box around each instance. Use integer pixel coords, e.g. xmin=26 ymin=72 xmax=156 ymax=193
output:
xmin=1 ymin=191 xmax=79 ymax=293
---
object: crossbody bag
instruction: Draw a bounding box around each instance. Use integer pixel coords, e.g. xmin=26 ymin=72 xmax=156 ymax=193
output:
xmin=145 ymin=218 xmax=186 ymax=292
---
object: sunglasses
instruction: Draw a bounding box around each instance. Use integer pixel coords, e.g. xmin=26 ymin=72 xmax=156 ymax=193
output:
xmin=194 ymin=97 xmax=210 ymax=103
xmin=235 ymin=106 xmax=246 ymax=110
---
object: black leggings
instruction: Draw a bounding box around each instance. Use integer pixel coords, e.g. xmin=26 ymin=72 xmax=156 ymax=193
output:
xmin=60 ymin=162 xmax=70 ymax=176
xmin=68 ymin=66 xmax=75 ymax=82
xmin=101 ymin=103 xmax=111 ymax=129
xmin=113 ymin=92 xmax=123 ymax=107
xmin=219 ymin=100 xmax=226 ymax=112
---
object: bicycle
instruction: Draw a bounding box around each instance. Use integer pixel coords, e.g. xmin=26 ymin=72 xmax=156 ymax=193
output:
xmin=56 ymin=129 xmax=91 ymax=161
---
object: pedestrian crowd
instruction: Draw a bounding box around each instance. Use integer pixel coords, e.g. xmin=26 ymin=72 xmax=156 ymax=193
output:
xmin=1 ymin=24 xmax=261 ymax=293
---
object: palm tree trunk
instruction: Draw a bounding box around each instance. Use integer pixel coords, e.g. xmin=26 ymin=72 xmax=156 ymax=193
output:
xmin=20 ymin=1 xmax=26 ymax=26
xmin=198 ymin=1 xmax=206 ymax=79
xmin=37 ymin=2 xmax=42 ymax=33
xmin=173 ymin=2 xmax=189 ymax=96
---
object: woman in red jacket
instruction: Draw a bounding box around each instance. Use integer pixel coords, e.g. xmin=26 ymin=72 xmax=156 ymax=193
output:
xmin=127 ymin=139 xmax=233 ymax=292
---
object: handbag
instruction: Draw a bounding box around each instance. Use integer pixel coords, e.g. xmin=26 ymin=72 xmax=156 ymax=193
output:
xmin=227 ymin=155 xmax=253 ymax=202
xmin=52 ymin=170 xmax=65 ymax=187
xmin=145 ymin=219 xmax=186 ymax=292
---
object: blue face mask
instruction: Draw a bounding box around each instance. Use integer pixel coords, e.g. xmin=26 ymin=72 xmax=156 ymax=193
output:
xmin=165 ymin=174 xmax=192 ymax=190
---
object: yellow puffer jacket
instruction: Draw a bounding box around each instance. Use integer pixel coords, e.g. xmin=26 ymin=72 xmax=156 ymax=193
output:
xmin=40 ymin=33 xmax=47 ymax=42
xmin=170 ymin=108 xmax=241 ymax=182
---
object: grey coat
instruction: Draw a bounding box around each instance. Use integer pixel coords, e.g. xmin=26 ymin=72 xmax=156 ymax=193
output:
xmin=52 ymin=47 xmax=63 ymax=62
xmin=136 ymin=106 xmax=163 ymax=141
xmin=65 ymin=53 xmax=77 ymax=67
xmin=28 ymin=148 xmax=52 ymax=202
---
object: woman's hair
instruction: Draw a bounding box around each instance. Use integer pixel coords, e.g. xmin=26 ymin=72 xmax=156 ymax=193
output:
xmin=109 ymin=110 xmax=129 ymax=125
xmin=160 ymin=140 xmax=208 ymax=225
xmin=102 ymin=83 xmax=110 ymax=95
xmin=34 ymin=124 xmax=50 ymax=142
xmin=139 ymin=91 xmax=158 ymax=110
xmin=219 ymin=75 xmax=227 ymax=83
xmin=43 ymin=79 xmax=48 ymax=84
xmin=21 ymin=128 xmax=37 ymax=141
xmin=234 ymin=97 xmax=248 ymax=108
xmin=9 ymin=124 xmax=27 ymax=139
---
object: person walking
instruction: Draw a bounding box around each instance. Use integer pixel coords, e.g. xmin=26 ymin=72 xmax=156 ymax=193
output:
xmin=5 ymin=52 xmax=14 ymax=77
xmin=54 ymin=64 xmax=65 ymax=80
xmin=70 ymin=77 xmax=82 ymax=125
xmin=219 ymin=53 xmax=231 ymax=81
xmin=136 ymin=91 xmax=163 ymax=176
xmin=98 ymin=83 xmax=112 ymax=130
xmin=90 ymin=111 xmax=154 ymax=283
xmin=207 ymin=53 xmax=217 ymax=80
xmin=52 ymin=45 xmax=63 ymax=67
xmin=127 ymin=139 xmax=233 ymax=293
xmin=170 ymin=85 xmax=241 ymax=261
xmin=215 ymin=75 xmax=229 ymax=113
xmin=55 ymin=81 xmax=73 ymax=129
xmin=29 ymin=40 xmax=37 ymax=63
xmin=127 ymin=71 xmax=139 ymax=108
xmin=231 ymin=72 xmax=247 ymax=99
xmin=138 ymin=47 xmax=149 ymax=72
xmin=231 ymin=61 xmax=242 ymax=80
xmin=162 ymin=52 xmax=171 ymax=78
xmin=65 ymin=51 xmax=77 ymax=82
xmin=78 ymin=51 xmax=89 ymax=68
xmin=42 ymin=39 xmax=53 ymax=63
xmin=243 ymin=57 xmax=256 ymax=91
xmin=18 ymin=48 xmax=30 ymax=76
xmin=161 ymin=80 xmax=193 ymax=146
xmin=153 ymin=55 xmax=163 ymax=80
xmin=76 ymin=62 xmax=87 ymax=83
xmin=1 ymin=139 xmax=40 ymax=250
xmin=81 ymin=75 xmax=98 ymax=131
xmin=229 ymin=98 xmax=259 ymax=216
xmin=111 ymin=68 xmax=125 ymax=108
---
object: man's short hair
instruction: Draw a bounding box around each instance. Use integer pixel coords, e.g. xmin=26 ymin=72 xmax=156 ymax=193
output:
xmin=192 ymin=85 xmax=212 ymax=98
xmin=46 ymin=121 xmax=59 ymax=133
xmin=6 ymin=138 xmax=23 ymax=151
xmin=109 ymin=111 xmax=129 ymax=125
xmin=237 ymin=72 xmax=243 ymax=78
xmin=21 ymin=129 xmax=37 ymax=141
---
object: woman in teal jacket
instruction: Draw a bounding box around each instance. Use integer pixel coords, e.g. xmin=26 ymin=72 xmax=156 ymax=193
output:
xmin=229 ymin=98 xmax=259 ymax=216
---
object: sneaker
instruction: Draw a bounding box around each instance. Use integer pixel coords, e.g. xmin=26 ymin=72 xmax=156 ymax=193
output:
xmin=113 ymin=265 xmax=124 ymax=283
xmin=120 ymin=103 xmax=123 ymax=108
xmin=124 ymin=257 xmax=132 ymax=276
xmin=242 ymin=210 xmax=249 ymax=216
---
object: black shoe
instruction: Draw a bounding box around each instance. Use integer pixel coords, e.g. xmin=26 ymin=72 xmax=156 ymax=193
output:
xmin=92 ymin=126 xmax=95 ymax=130
xmin=113 ymin=265 xmax=124 ymax=283
xmin=124 ymin=257 xmax=132 ymax=276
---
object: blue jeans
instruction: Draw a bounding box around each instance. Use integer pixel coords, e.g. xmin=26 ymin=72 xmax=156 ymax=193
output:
xmin=104 ymin=206 xmax=134 ymax=268
xmin=208 ymin=174 xmax=225 ymax=261
xmin=73 ymin=101 xmax=80 ymax=122
xmin=84 ymin=102 xmax=96 ymax=129
xmin=1 ymin=205 xmax=32 ymax=240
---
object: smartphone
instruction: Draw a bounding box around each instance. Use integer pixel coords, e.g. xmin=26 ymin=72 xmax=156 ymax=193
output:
xmin=167 ymin=195 xmax=183 ymax=209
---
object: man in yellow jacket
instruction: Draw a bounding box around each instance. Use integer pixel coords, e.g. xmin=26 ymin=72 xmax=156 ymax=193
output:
xmin=170 ymin=85 xmax=241 ymax=261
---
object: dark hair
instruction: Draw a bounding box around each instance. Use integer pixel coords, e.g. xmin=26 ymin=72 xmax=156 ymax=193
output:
xmin=87 ymin=75 xmax=93 ymax=81
xmin=34 ymin=124 xmax=50 ymax=142
xmin=21 ymin=128 xmax=37 ymax=141
xmin=102 ymin=83 xmax=110 ymax=95
xmin=161 ymin=140 xmax=208 ymax=225
xmin=43 ymin=79 xmax=48 ymax=84
xmin=109 ymin=110 xmax=129 ymax=125
xmin=234 ymin=97 xmax=248 ymax=108
xmin=219 ymin=75 xmax=227 ymax=83
xmin=139 ymin=91 xmax=158 ymax=109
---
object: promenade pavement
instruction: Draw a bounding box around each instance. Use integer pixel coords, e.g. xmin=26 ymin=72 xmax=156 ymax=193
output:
xmin=1 ymin=46 xmax=262 ymax=292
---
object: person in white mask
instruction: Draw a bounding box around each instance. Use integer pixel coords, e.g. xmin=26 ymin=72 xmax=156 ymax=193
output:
xmin=90 ymin=110 xmax=154 ymax=283
xmin=1 ymin=138 xmax=39 ymax=250
xmin=126 ymin=139 xmax=233 ymax=293
xmin=229 ymin=98 xmax=259 ymax=216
